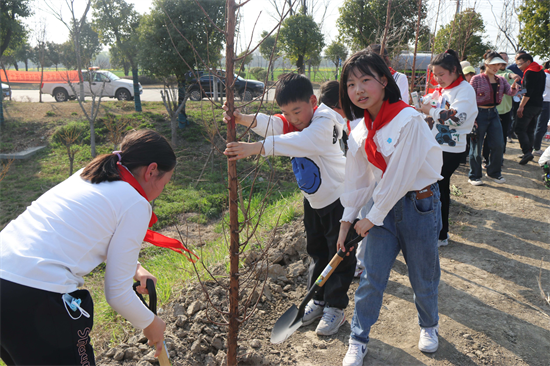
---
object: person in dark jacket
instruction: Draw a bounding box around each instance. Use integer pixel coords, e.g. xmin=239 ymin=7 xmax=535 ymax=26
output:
xmin=514 ymin=52 xmax=547 ymax=165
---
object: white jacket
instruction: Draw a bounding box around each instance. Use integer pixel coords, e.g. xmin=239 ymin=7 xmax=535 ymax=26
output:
xmin=252 ymin=103 xmax=346 ymax=209
xmin=426 ymin=80 xmax=478 ymax=153
xmin=341 ymin=107 xmax=443 ymax=226
xmin=0 ymin=170 xmax=155 ymax=330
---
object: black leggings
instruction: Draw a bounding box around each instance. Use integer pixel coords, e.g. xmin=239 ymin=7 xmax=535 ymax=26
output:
xmin=0 ymin=278 xmax=95 ymax=366
xmin=437 ymin=151 xmax=463 ymax=240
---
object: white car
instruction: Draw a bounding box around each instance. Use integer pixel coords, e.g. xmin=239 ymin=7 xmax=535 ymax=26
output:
xmin=2 ymin=83 xmax=10 ymax=99
xmin=41 ymin=69 xmax=142 ymax=102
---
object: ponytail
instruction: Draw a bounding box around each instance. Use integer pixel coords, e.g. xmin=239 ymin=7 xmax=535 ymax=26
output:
xmin=431 ymin=49 xmax=465 ymax=80
xmin=81 ymin=129 xmax=176 ymax=184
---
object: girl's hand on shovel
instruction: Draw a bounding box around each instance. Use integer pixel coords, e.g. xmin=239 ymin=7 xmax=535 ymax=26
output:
xmin=134 ymin=263 xmax=157 ymax=295
xmin=337 ymin=221 xmax=353 ymax=256
xmin=144 ymin=315 xmax=166 ymax=357
xmin=355 ymin=218 xmax=374 ymax=237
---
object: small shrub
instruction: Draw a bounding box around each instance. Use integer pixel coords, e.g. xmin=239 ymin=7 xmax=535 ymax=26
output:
xmin=249 ymin=67 xmax=267 ymax=81
xmin=45 ymin=110 xmax=56 ymax=117
xmin=71 ymin=112 xmax=78 ymax=116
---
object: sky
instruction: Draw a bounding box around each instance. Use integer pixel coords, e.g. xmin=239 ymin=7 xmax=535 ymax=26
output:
xmin=26 ymin=0 xmax=515 ymax=55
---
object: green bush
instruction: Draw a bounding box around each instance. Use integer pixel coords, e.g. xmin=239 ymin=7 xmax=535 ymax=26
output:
xmin=249 ymin=67 xmax=267 ymax=81
xmin=51 ymin=122 xmax=88 ymax=146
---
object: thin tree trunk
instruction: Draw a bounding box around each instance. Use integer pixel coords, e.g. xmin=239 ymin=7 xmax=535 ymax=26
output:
xmin=225 ymin=1 xmax=240 ymax=365
xmin=410 ymin=0 xmax=423 ymax=96
xmin=381 ymin=0 xmax=392 ymax=56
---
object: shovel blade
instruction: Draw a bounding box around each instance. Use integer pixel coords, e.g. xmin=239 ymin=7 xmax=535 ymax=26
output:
xmin=270 ymin=304 xmax=303 ymax=344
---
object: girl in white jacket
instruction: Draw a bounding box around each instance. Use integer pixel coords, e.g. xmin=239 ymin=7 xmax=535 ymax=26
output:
xmin=336 ymin=50 xmax=443 ymax=366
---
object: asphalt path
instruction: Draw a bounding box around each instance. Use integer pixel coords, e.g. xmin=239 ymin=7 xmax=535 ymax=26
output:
xmin=8 ymin=88 xmax=280 ymax=103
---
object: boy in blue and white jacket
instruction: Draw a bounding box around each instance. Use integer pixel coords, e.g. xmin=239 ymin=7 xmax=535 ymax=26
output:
xmin=223 ymin=73 xmax=356 ymax=337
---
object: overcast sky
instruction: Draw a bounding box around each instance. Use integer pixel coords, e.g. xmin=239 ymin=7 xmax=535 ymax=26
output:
xmin=26 ymin=0 xmax=515 ymax=55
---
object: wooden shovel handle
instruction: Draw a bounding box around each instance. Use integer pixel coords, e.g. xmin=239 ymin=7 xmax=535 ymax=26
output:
xmin=158 ymin=342 xmax=171 ymax=366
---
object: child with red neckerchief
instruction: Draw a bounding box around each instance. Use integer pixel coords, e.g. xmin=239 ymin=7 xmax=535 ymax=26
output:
xmin=418 ymin=49 xmax=478 ymax=247
xmin=0 ymin=130 xmax=187 ymax=365
xmin=336 ymin=50 xmax=443 ymax=366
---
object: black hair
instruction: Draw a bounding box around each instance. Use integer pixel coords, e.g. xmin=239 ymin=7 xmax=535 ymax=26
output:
xmin=544 ymin=60 xmax=550 ymax=69
xmin=483 ymin=50 xmax=501 ymax=63
xmin=431 ymin=49 xmax=465 ymax=80
xmin=516 ymin=50 xmax=527 ymax=55
xmin=516 ymin=53 xmax=533 ymax=63
xmin=319 ymin=80 xmax=340 ymax=108
xmin=366 ymin=44 xmax=390 ymax=64
xmin=339 ymin=50 xmax=401 ymax=121
xmin=480 ymin=65 xmax=486 ymax=72
xmin=81 ymin=129 xmax=176 ymax=184
xmin=275 ymin=72 xmax=314 ymax=106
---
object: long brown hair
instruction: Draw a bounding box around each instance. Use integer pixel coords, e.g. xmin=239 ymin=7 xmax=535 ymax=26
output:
xmin=81 ymin=129 xmax=176 ymax=184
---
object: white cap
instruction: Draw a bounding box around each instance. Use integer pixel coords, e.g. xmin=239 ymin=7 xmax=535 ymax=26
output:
xmin=460 ymin=61 xmax=471 ymax=68
xmin=486 ymin=57 xmax=507 ymax=65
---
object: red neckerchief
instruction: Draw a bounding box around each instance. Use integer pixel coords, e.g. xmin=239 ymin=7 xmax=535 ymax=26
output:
xmin=364 ymin=99 xmax=411 ymax=175
xmin=522 ymin=61 xmax=543 ymax=83
xmin=544 ymin=69 xmax=549 ymax=74
xmin=435 ymin=75 xmax=464 ymax=94
xmin=347 ymin=120 xmax=351 ymax=136
xmin=276 ymin=106 xmax=318 ymax=134
xmin=389 ymin=67 xmax=397 ymax=75
xmin=117 ymin=163 xmax=198 ymax=262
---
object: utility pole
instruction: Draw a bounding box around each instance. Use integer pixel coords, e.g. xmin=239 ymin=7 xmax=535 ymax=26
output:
xmin=455 ymin=0 xmax=460 ymax=15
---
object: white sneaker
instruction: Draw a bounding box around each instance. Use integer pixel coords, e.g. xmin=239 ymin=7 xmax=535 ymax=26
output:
xmin=437 ymin=234 xmax=449 ymax=247
xmin=533 ymin=149 xmax=543 ymax=156
xmin=418 ymin=325 xmax=439 ymax=353
xmin=316 ymin=306 xmax=345 ymax=335
xmin=468 ymin=178 xmax=484 ymax=186
xmin=343 ymin=338 xmax=368 ymax=366
xmin=354 ymin=266 xmax=364 ymax=278
xmin=302 ymin=300 xmax=324 ymax=326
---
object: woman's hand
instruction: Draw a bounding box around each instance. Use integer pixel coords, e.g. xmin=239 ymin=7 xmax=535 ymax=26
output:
xmin=337 ymin=221 xmax=353 ymax=255
xmin=355 ymin=218 xmax=374 ymax=237
xmin=517 ymin=106 xmax=524 ymax=119
xmin=143 ymin=315 xmax=166 ymax=357
xmin=134 ymin=264 xmax=157 ymax=295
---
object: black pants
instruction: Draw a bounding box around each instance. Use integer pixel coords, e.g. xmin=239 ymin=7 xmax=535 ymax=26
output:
xmin=515 ymin=106 xmax=542 ymax=155
xmin=0 ymin=278 xmax=95 ymax=366
xmin=483 ymin=112 xmax=511 ymax=162
xmin=304 ymin=198 xmax=357 ymax=309
xmin=437 ymin=151 xmax=463 ymax=240
xmin=509 ymin=100 xmax=520 ymax=137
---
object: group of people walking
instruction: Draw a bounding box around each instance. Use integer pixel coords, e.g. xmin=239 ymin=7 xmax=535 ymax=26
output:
xmin=0 ymin=44 xmax=547 ymax=366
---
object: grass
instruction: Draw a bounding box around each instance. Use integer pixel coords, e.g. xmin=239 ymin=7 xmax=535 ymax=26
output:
xmin=0 ymin=98 xmax=303 ymax=354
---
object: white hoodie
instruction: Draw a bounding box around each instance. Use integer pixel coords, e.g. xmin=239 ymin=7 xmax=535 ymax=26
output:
xmin=252 ymin=103 xmax=346 ymax=209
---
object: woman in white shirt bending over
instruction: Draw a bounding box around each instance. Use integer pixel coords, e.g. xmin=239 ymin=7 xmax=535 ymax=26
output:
xmin=336 ymin=50 xmax=443 ymax=366
xmin=0 ymin=130 xmax=177 ymax=365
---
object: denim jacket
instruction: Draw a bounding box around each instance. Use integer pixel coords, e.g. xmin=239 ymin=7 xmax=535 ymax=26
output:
xmin=470 ymin=73 xmax=517 ymax=106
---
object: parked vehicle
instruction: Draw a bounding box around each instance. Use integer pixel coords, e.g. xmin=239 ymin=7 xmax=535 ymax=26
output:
xmin=2 ymin=83 xmax=10 ymax=99
xmin=186 ymin=70 xmax=265 ymax=101
xmin=41 ymin=68 xmax=142 ymax=102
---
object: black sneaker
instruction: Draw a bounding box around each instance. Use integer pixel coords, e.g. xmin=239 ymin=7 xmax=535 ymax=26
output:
xmin=519 ymin=153 xmax=534 ymax=165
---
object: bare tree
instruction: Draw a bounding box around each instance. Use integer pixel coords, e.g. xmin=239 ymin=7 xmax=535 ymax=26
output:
xmin=490 ymin=0 xmax=522 ymax=52
xmin=44 ymin=0 xmax=92 ymax=103
xmin=35 ymin=20 xmax=48 ymax=103
xmin=162 ymin=1 xmax=296 ymax=364
xmin=160 ymin=80 xmax=186 ymax=147
xmin=103 ymin=112 xmax=130 ymax=150
xmin=0 ymin=159 xmax=14 ymax=182
xmin=53 ymin=123 xmax=84 ymax=176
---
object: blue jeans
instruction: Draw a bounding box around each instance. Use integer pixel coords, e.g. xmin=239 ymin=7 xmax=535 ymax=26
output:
xmin=470 ymin=108 xmax=504 ymax=179
xmin=350 ymin=184 xmax=442 ymax=344
xmin=534 ymin=102 xmax=550 ymax=151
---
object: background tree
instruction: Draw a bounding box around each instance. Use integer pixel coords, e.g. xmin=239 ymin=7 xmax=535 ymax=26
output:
xmin=491 ymin=0 xmax=522 ymax=53
xmin=75 ymin=20 xmax=101 ymax=68
xmin=434 ymin=8 xmax=492 ymax=65
xmin=47 ymin=42 xmax=62 ymax=71
xmin=12 ymin=40 xmax=31 ymax=71
xmin=258 ymin=30 xmax=282 ymax=81
xmin=138 ymin=0 xmax=225 ymax=127
xmin=279 ymin=13 xmax=324 ymax=74
xmin=518 ymin=0 xmax=550 ymax=59
xmin=92 ymin=0 xmax=143 ymax=112
xmin=109 ymin=45 xmax=131 ymax=76
xmin=325 ymin=41 xmax=347 ymax=79
xmin=0 ymin=0 xmax=32 ymax=126
xmin=59 ymin=40 xmax=77 ymax=70
xmin=236 ymin=50 xmax=254 ymax=75
xmin=337 ymin=0 xmax=426 ymax=51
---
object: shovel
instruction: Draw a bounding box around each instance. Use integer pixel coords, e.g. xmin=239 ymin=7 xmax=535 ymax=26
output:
xmin=133 ymin=279 xmax=172 ymax=366
xmin=271 ymin=234 xmax=364 ymax=344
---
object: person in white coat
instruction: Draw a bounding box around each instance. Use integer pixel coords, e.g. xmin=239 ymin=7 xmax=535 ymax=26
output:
xmin=336 ymin=50 xmax=443 ymax=366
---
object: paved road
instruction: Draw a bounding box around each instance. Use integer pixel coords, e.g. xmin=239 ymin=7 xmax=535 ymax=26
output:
xmin=8 ymin=88 xmax=280 ymax=103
